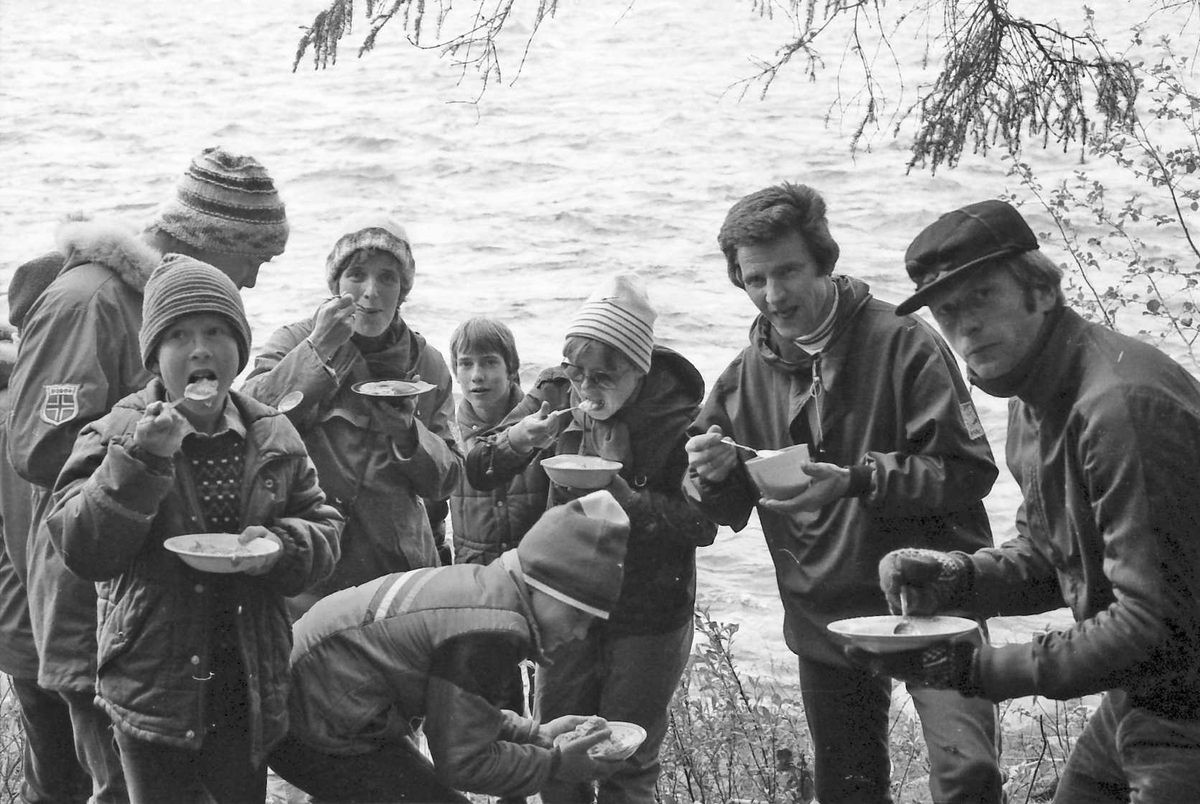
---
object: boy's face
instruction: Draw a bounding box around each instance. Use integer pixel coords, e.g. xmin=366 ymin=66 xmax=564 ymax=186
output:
xmin=155 ymin=312 xmax=239 ymax=418
xmin=455 ymin=349 xmax=510 ymax=414
xmin=530 ymin=589 xmax=595 ymax=654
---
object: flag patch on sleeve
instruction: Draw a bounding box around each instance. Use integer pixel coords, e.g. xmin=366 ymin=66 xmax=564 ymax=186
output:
xmin=960 ymin=401 xmax=985 ymax=441
xmin=40 ymin=384 xmax=81 ymax=426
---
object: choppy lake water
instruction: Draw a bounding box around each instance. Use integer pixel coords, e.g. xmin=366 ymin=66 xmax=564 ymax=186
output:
xmin=2 ymin=0 xmax=1180 ymax=680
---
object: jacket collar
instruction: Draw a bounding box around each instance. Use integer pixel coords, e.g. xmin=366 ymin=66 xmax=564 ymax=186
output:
xmin=975 ymin=306 xmax=1081 ymax=413
xmin=750 ymin=274 xmax=873 ymax=373
xmin=55 ymin=213 xmax=161 ymax=294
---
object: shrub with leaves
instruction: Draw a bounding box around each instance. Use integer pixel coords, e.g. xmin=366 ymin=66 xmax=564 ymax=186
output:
xmin=1 ymin=680 xmax=25 ymax=804
xmin=656 ymin=612 xmax=814 ymax=804
xmin=1007 ymin=28 xmax=1199 ymax=367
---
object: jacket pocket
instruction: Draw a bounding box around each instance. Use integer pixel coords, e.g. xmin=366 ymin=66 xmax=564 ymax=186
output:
xmin=96 ymin=580 xmax=156 ymax=675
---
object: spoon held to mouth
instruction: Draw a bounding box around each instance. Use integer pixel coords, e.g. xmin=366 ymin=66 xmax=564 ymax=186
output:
xmin=165 ymin=380 xmax=219 ymax=410
xmin=553 ymin=400 xmax=596 ymax=418
xmin=720 ymin=437 xmax=781 ymax=459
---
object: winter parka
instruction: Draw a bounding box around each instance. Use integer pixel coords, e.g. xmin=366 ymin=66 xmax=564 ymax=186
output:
xmin=466 ymin=347 xmax=717 ymax=635
xmin=684 ymin=276 xmax=997 ymax=665
xmin=6 ymin=217 xmax=160 ymax=691
xmin=46 ymin=382 xmax=343 ymax=764
xmin=450 ymin=382 xmax=550 ymax=566
xmin=283 ymin=556 xmax=563 ymax=798
xmin=965 ymin=308 xmax=1200 ymax=719
xmin=242 ymin=317 xmax=462 ymax=593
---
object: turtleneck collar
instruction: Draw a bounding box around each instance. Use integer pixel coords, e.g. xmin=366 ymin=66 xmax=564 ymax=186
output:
xmin=969 ymin=306 xmax=1066 ymax=399
xmin=757 ymin=274 xmax=871 ymax=367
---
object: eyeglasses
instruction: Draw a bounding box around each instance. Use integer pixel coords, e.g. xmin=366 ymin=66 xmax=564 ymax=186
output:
xmin=560 ymin=361 xmax=625 ymax=390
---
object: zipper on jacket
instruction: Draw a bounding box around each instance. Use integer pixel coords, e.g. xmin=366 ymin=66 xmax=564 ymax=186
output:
xmin=808 ymin=355 xmax=825 ymax=453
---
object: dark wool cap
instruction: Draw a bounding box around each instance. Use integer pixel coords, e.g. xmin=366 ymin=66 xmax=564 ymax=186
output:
xmin=154 ymin=146 xmax=289 ymax=260
xmin=8 ymin=252 xmax=64 ymax=328
xmin=139 ymin=254 xmax=251 ymax=371
xmin=896 ymin=200 xmax=1040 ymax=316
xmin=517 ymin=490 xmax=630 ymax=620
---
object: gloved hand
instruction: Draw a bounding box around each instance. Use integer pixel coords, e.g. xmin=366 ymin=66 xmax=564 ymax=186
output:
xmin=845 ymin=640 xmax=982 ymax=696
xmin=878 ymin=548 xmax=973 ymax=615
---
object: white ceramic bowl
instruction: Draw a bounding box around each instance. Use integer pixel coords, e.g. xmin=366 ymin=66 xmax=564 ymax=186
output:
xmin=744 ymin=443 xmax=811 ymax=499
xmin=541 ymin=455 xmax=623 ymax=490
xmin=827 ymin=614 xmax=979 ymax=653
xmin=164 ymin=533 xmax=279 ymax=574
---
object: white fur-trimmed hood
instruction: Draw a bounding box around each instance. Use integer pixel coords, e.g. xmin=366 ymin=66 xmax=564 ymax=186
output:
xmin=54 ymin=213 xmax=160 ymax=294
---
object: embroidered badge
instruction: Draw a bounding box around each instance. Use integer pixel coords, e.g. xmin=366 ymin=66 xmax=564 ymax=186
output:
xmin=40 ymin=384 xmax=81 ymax=426
xmin=959 ymin=401 xmax=986 ymax=441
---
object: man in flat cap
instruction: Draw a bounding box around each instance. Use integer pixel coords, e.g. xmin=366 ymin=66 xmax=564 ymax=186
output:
xmin=867 ymin=199 xmax=1200 ymax=801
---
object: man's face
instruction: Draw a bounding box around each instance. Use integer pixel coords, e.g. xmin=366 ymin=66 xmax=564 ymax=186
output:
xmin=926 ymin=269 xmax=1057 ymax=380
xmin=736 ymin=231 xmax=833 ymax=341
xmin=202 ymin=252 xmax=267 ymax=290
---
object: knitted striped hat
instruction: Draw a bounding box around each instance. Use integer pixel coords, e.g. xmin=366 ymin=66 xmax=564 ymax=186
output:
xmin=566 ymin=272 xmax=657 ymax=374
xmin=154 ymin=146 xmax=289 ymax=259
xmin=325 ymin=215 xmax=414 ymax=294
xmin=517 ymin=490 xmax=630 ymax=620
xmin=140 ymin=254 xmax=252 ymax=372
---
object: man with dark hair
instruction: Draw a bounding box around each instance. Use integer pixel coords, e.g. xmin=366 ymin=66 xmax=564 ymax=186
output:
xmin=866 ymin=199 xmax=1200 ymax=801
xmin=683 ymin=182 xmax=1004 ymax=803
xmin=7 ymin=146 xmax=289 ymax=803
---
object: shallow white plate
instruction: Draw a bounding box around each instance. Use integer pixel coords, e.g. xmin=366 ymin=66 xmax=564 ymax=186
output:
xmin=827 ymin=614 xmax=978 ymax=653
xmin=351 ymin=379 xmax=436 ymax=398
xmin=164 ymin=533 xmax=279 ymax=574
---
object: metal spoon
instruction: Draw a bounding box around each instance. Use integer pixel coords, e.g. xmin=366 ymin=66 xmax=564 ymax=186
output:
xmin=165 ymin=380 xmax=218 ymax=410
xmin=720 ymin=437 xmax=782 ymax=459
xmin=894 ymin=587 xmax=917 ymax=634
xmin=554 ymin=400 xmax=595 ymax=418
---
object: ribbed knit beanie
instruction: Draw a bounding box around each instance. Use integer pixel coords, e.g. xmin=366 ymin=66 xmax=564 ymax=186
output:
xmin=517 ymin=490 xmax=630 ymax=619
xmin=565 ymin=272 xmax=656 ymax=374
xmin=139 ymin=254 xmax=252 ymax=372
xmin=325 ymin=215 xmax=415 ymax=294
xmin=8 ymin=252 xmax=63 ymax=328
xmin=153 ymin=146 xmax=289 ymax=259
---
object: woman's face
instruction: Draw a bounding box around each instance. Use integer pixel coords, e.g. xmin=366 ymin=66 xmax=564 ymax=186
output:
xmin=338 ymin=251 xmax=407 ymax=338
xmin=561 ymin=340 xmax=643 ymax=421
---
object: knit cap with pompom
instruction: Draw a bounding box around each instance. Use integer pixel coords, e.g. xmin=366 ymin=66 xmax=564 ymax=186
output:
xmin=565 ymin=272 xmax=657 ymax=374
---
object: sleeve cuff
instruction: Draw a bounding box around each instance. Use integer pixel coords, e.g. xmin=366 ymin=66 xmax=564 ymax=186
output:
xmin=845 ymin=464 xmax=874 ymax=497
xmin=125 ymin=443 xmax=175 ymax=476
